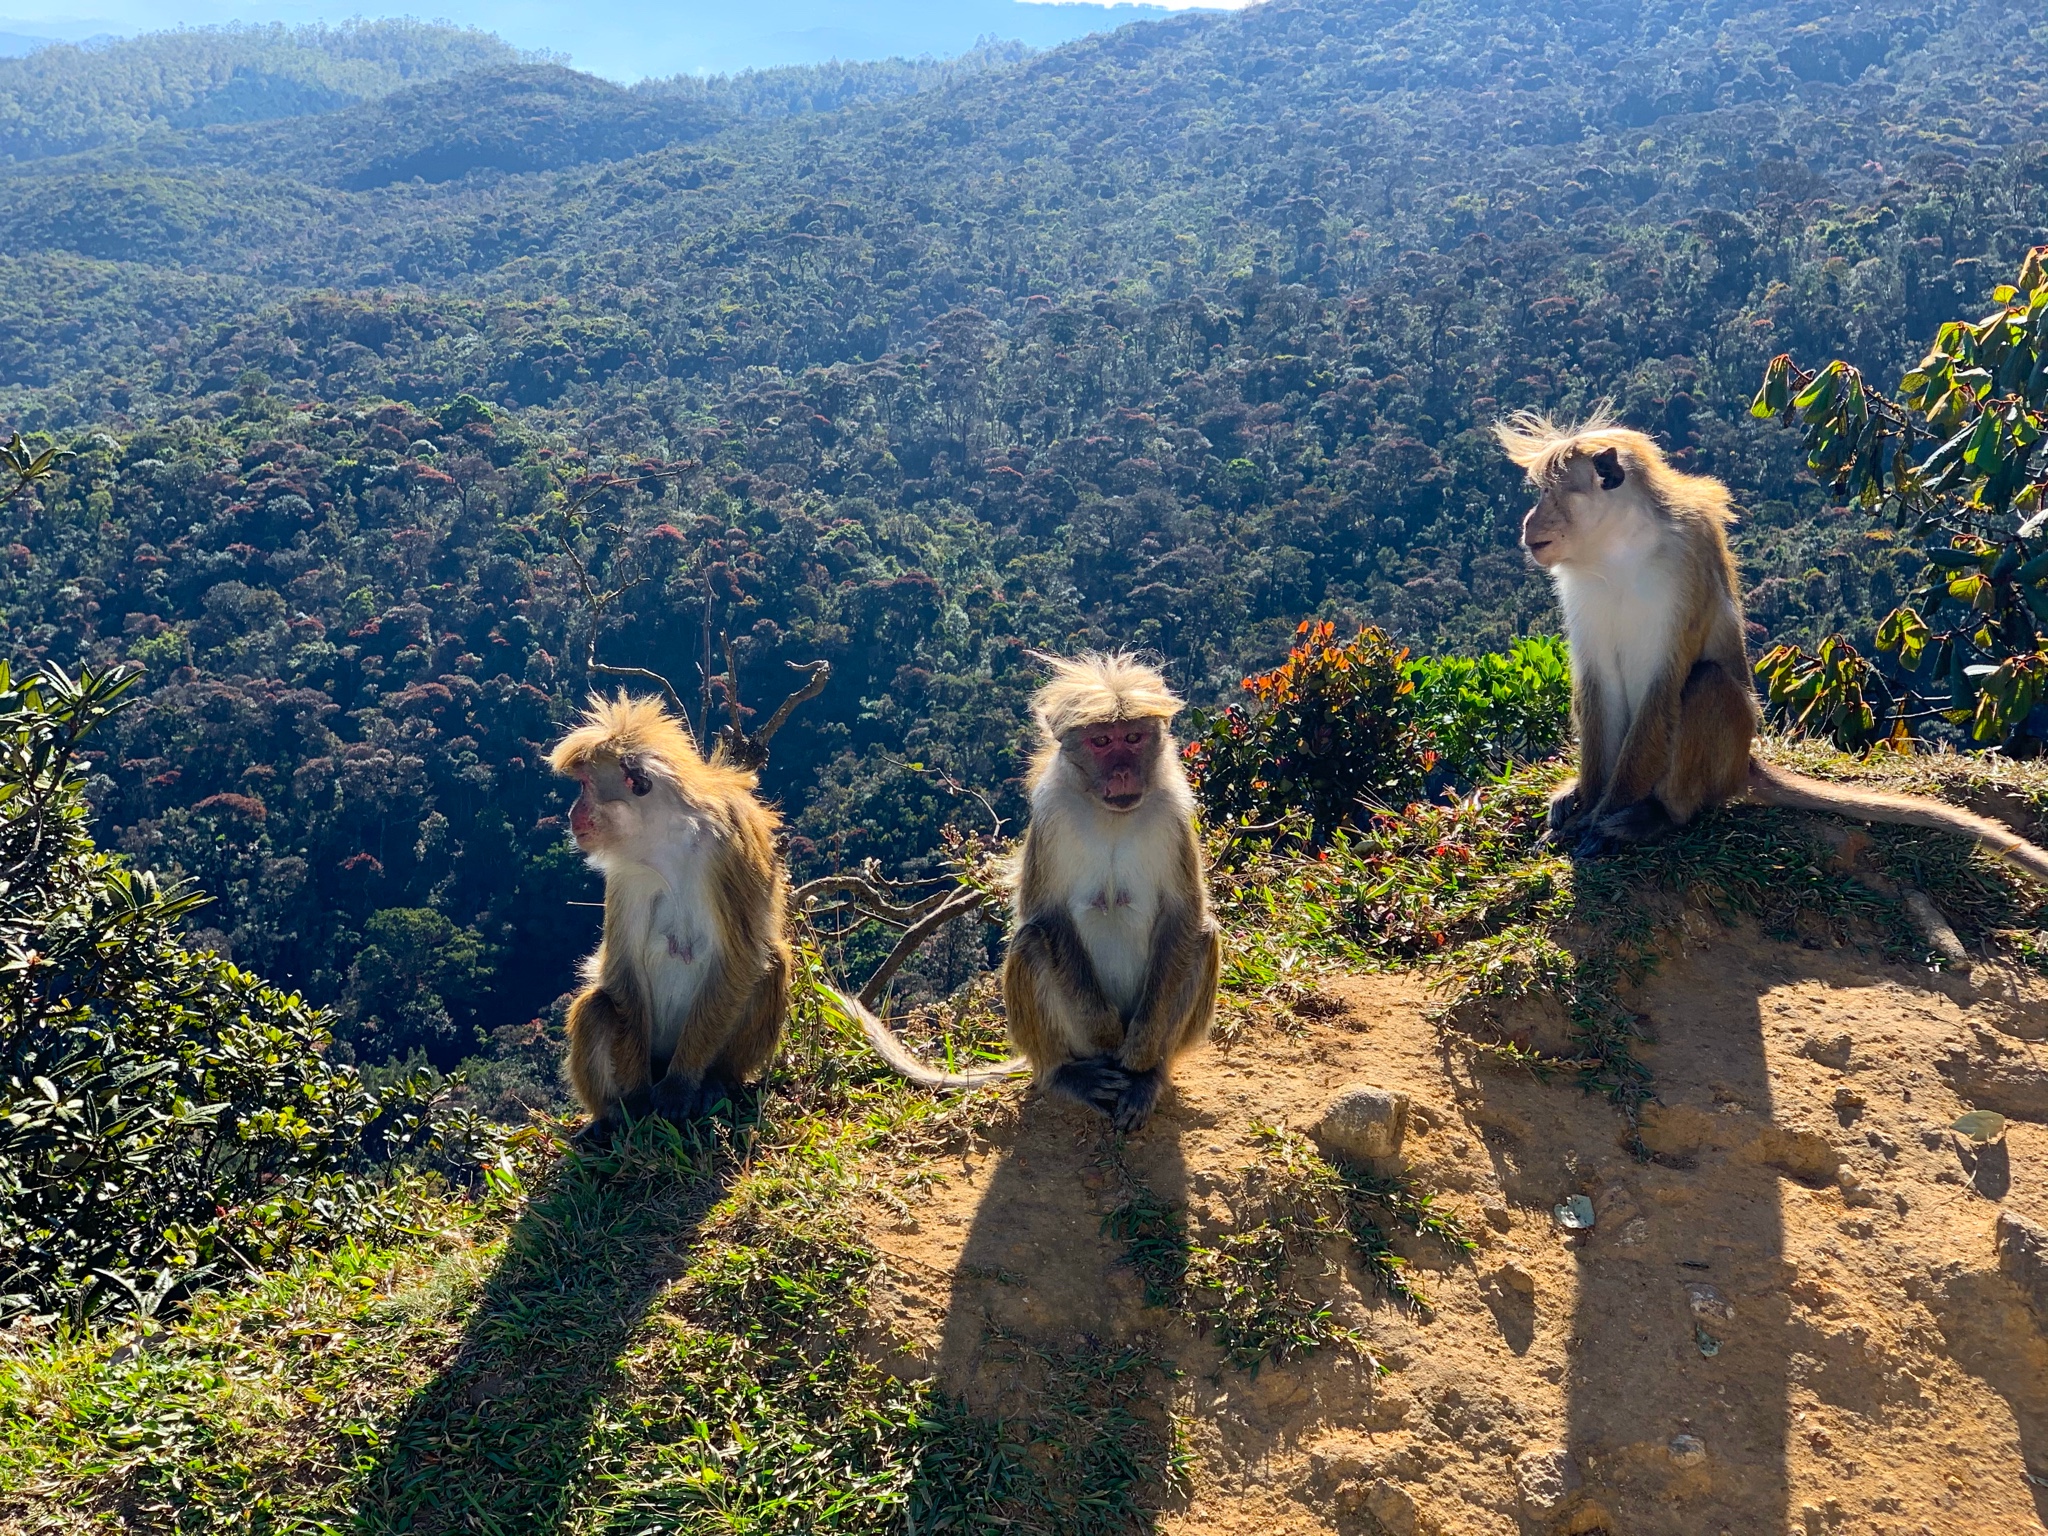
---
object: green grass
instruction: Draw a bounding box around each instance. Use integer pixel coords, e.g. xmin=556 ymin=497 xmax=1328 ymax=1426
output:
xmin=0 ymin=975 xmax=1190 ymax=1534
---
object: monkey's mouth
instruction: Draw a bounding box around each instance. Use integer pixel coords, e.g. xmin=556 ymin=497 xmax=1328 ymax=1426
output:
xmin=1103 ymin=792 xmax=1143 ymax=811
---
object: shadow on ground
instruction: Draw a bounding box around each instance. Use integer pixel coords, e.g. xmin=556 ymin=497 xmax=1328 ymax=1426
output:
xmin=352 ymin=1113 xmax=740 ymax=1532
xmin=910 ymin=1089 xmax=1192 ymax=1531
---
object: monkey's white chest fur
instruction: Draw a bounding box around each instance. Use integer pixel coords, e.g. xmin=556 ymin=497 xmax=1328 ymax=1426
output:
xmin=1054 ymin=810 xmax=1170 ymax=1017
xmin=593 ymin=820 xmax=725 ymax=1066
xmin=1555 ymin=548 xmax=1680 ymax=775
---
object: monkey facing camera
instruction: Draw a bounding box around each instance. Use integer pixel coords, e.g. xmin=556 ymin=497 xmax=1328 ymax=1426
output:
xmin=547 ymin=694 xmax=793 ymax=1143
xmin=1498 ymin=412 xmax=2048 ymax=884
xmin=999 ymin=652 xmax=1221 ymax=1134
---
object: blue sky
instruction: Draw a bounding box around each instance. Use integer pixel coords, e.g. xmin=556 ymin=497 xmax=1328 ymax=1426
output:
xmin=0 ymin=0 xmax=1255 ymax=80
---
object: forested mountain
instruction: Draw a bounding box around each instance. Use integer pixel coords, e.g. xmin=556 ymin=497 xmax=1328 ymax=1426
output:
xmin=0 ymin=22 xmax=527 ymax=163
xmin=3 ymin=0 xmax=2046 ymax=1064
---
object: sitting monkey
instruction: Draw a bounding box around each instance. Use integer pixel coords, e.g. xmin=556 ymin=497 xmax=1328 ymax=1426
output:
xmin=548 ymin=694 xmax=792 ymax=1139
xmin=999 ymin=652 xmax=1222 ymax=1132
xmin=1499 ymin=410 xmax=2048 ymax=879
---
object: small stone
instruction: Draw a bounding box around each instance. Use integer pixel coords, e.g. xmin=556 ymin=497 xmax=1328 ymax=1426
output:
xmin=1363 ymin=1479 xmax=1436 ymax=1536
xmin=1311 ymin=1084 xmax=1410 ymax=1164
xmin=1483 ymin=1203 xmax=1513 ymax=1232
xmin=1834 ymin=1086 xmax=1866 ymax=1112
xmin=1810 ymin=1428 xmax=1833 ymax=1453
xmin=1802 ymin=1033 xmax=1853 ymax=1070
xmin=1619 ymin=1216 xmax=1650 ymax=1246
xmin=1996 ymin=1209 xmax=2048 ymax=1321
xmin=1668 ymin=1433 xmax=1707 ymax=1467
xmin=1685 ymin=1282 xmax=1736 ymax=1324
xmin=1493 ymin=1262 xmax=1537 ymax=1298
xmin=1514 ymin=1446 xmax=1581 ymax=1516
xmin=1554 ymin=1194 xmax=1596 ymax=1230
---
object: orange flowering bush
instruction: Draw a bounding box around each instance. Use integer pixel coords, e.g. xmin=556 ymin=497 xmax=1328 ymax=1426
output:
xmin=1183 ymin=621 xmax=1426 ymax=840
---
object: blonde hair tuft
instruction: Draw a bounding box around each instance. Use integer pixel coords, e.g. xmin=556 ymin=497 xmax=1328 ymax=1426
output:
xmin=1494 ymin=409 xmax=1734 ymax=525
xmin=1030 ymin=652 xmax=1184 ymax=739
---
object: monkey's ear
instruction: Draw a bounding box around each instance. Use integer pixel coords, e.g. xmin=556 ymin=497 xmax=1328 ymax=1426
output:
xmin=1592 ymin=447 xmax=1625 ymax=490
xmin=620 ymin=753 xmax=653 ymax=797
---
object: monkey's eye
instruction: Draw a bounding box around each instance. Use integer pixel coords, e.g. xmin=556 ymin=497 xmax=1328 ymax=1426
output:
xmin=1091 ymin=735 xmax=1112 ymax=749
xmin=1124 ymin=732 xmax=1143 ymax=745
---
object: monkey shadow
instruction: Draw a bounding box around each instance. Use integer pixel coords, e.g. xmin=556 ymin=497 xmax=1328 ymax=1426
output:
xmin=906 ymin=1091 xmax=1192 ymax=1531
xmin=352 ymin=1110 xmax=747 ymax=1533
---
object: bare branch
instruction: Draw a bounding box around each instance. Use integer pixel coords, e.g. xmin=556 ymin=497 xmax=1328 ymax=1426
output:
xmin=717 ymin=659 xmax=832 ymax=772
xmin=858 ymin=888 xmax=994 ymax=1010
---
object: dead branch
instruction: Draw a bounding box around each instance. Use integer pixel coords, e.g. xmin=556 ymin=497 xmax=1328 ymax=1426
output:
xmin=717 ymin=660 xmax=832 ymax=772
xmin=857 ymin=887 xmax=993 ymax=1010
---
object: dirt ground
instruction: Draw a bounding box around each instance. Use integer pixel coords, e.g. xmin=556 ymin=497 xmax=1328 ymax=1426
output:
xmin=860 ymin=925 xmax=2048 ymax=1535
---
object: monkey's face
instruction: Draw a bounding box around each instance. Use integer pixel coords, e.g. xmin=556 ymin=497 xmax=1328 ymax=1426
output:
xmin=1061 ymin=716 xmax=1164 ymax=813
xmin=1520 ymin=446 xmax=1627 ymax=569
xmin=567 ymin=752 xmax=657 ymax=852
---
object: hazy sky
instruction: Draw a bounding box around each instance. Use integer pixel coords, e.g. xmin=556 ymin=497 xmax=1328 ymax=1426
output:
xmin=0 ymin=0 xmax=1258 ymax=80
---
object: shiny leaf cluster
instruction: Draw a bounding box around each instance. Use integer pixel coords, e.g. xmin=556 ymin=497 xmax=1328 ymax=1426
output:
xmin=1752 ymin=247 xmax=2048 ymax=750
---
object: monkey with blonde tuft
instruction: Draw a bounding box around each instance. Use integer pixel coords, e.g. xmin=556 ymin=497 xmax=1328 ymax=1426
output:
xmin=548 ymin=694 xmax=792 ymax=1139
xmin=1000 ymin=651 xmax=1220 ymax=1131
xmin=1499 ymin=411 xmax=2048 ymax=881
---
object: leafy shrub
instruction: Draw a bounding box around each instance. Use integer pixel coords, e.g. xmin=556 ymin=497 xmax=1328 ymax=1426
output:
xmin=0 ymin=663 xmax=456 ymax=1324
xmin=1406 ymin=636 xmax=1573 ymax=785
xmin=1753 ymin=245 xmax=2048 ymax=751
xmin=1184 ymin=623 xmax=1573 ymax=839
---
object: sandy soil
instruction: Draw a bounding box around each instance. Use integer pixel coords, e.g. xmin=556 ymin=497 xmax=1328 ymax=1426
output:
xmin=858 ymin=924 xmax=2048 ymax=1535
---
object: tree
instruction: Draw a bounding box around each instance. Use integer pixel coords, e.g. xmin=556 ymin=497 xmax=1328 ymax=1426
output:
xmin=0 ymin=662 xmax=454 ymax=1323
xmin=1752 ymin=247 xmax=2048 ymax=751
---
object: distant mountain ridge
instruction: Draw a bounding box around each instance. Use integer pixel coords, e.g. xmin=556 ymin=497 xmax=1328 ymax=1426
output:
xmin=0 ymin=20 xmax=528 ymax=162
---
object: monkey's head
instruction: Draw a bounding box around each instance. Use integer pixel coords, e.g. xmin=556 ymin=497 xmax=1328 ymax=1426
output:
xmin=1495 ymin=411 xmax=1732 ymax=572
xmin=1030 ymin=652 xmax=1186 ymax=815
xmin=547 ymin=693 xmax=713 ymax=860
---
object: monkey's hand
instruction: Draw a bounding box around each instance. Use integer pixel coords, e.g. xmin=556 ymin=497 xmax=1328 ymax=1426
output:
xmin=571 ymin=1116 xmax=620 ymax=1150
xmin=1048 ymin=1055 xmax=1129 ymax=1116
xmin=1110 ymin=1065 xmax=1165 ymax=1134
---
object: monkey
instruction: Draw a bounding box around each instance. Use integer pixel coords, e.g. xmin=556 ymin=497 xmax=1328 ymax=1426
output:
xmin=1497 ymin=410 xmax=2048 ymax=881
xmin=547 ymin=693 xmax=793 ymax=1140
xmin=991 ymin=651 xmax=1221 ymax=1133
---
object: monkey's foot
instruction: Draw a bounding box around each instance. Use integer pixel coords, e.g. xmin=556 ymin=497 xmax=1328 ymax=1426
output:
xmin=571 ymin=1116 xmax=620 ymax=1149
xmin=1110 ymin=1065 xmax=1164 ymax=1133
xmin=1572 ymin=798 xmax=1670 ymax=858
xmin=649 ymin=1076 xmax=707 ymax=1123
xmin=1049 ymin=1055 xmax=1129 ymax=1115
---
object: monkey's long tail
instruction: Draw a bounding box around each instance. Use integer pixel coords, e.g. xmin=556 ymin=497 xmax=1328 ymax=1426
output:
xmin=821 ymin=986 xmax=1033 ymax=1090
xmin=1747 ymin=758 xmax=2048 ymax=884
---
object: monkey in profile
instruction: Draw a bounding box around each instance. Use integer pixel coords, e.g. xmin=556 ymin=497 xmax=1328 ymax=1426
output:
xmin=999 ymin=652 xmax=1221 ymax=1131
xmin=1498 ymin=411 xmax=2048 ymax=880
xmin=548 ymin=694 xmax=792 ymax=1139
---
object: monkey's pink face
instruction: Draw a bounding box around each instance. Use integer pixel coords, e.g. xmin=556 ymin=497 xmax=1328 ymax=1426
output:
xmin=566 ymin=754 xmax=653 ymax=850
xmin=1065 ymin=717 xmax=1163 ymax=812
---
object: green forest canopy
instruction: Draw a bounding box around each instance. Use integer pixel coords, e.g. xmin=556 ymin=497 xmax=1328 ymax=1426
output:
xmin=2 ymin=0 xmax=2045 ymax=1067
